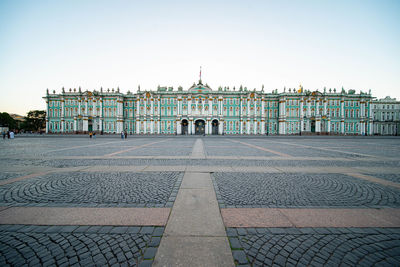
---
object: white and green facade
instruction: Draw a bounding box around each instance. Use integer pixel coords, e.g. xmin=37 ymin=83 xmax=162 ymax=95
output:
xmin=372 ymin=96 xmax=400 ymax=135
xmin=44 ymin=80 xmax=377 ymax=135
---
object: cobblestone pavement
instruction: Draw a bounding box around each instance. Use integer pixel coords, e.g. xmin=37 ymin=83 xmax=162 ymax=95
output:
xmin=363 ymin=173 xmax=400 ymax=183
xmin=1 ymin=136 xmax=400 ymax=266
xmin=227 ymin=227 xmax=400 ymax=266
xmin=2 ymin=157 xmax=400 ymax=169
xmin=213 ymin=172 xmax=400 ymax=208
xmin=0 ymin=172 xmax=183 ymax=207
xmin=0 ymin=224 xmax=164 ymax=267
xmin=0 ymin=172 xmax=29 ymax=182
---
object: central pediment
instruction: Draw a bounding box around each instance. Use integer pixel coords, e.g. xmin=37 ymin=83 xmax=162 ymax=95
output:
xmin=188 ymin=80 xmax=212 ymax=93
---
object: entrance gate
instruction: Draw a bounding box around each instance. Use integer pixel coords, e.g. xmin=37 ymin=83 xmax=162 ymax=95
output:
xmin=195 ymin=120 xmax=205 ymax=135
xmin=212 ymin=119 xmax=219 ymax=135
xmin=181 ymin=119 xmax=188 ymax=135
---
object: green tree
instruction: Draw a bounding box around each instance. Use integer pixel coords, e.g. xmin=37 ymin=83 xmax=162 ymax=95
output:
xmin=0 ymin=112 xmax=16 ymax=129
xmin=24 ymin=110 xmax=46 ymax=132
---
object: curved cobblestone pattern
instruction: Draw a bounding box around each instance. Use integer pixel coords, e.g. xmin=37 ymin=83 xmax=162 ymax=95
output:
xmin=227 ymin=227 xmax=400 ymax=266
xmin=0 ymin=172 xmax=182 ymax=207
xmin=0 ymin=225 xmax=163 ymax=266
xmin=213 ymin=173 xmax=400 ymax=208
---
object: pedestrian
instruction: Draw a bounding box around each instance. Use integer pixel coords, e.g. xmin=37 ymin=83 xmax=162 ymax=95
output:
xmin=125 ymin=131 xmax=127 ymax=139
xmin=121 ymin=131 xmax=124 ymax=139
xmin=93 ymin=132 xmax=96 ymax=139
xmin=9 ymin=131 xmax=14 ymax=139
xmin=89 ymin=132 xmax=92 ymax=139
xmin=2 ymin=131 xmax=5 ymax=139
xmin=7 ymin=131 xmax=10 ymax=139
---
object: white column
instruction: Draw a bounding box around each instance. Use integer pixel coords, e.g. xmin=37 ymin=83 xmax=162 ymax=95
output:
xmin=240 ymin=120 xmax=243 ymax=134
xmin=177 ymin=120 xmax=182 ymax=134
xmin=300 ymin=98 xmax=304 ymax=132
xmin=143 ymin=120 xmax=147 ymax=134
xmin=323 ymin=99 xmax=327 ymax=115
xmin=279 ymin=99 xmax=286 ymax=135
xmin=205 ymin=120 xmax=208 ymax=135
xmin=261 ymin=120 xmax=265 ymax=134
xmin=136 ymin=120 xmax=140 ymax=134
xmin=83 ymin=118 xmax=88 ymax=132
xmin=261 ymin=98 xmax=265 ymax=117
xmin=85 ymin=97 xmax=88 ymax=116
xmin=247 ymin=119 xmax=250 ymax=134
xmin=340 ymin=99 xmax=345 ymax=134
xmin=136 ymin=99 xmax=140 ymax=116
xmin=188 ymin=98 xmax=192 ymax=114
xmin=315 ymin=118 xmax=321 ymax=132
xmin=150 ymin=120 xmax=154 ymax=134
xmin=307 ymin=99 xmax=311 ymax=117
xmin=74 ymin=117 xmax=77 ymax=132
xmin=45 ymin=100 xmax=49 ymax=133
xmin=208 ymin=120 xmax=211 ymax=134
xmin=219 ymin=120 xmax=224 ymax=135
xmin=99 ymin=99 xmax=103 ymax=132
xmin=327 ymin=119 xmax=331 ymax=133
xmin=368 ymin=101 xmax=373 ymax=135
xmin=191 ymin=120 xmax=195 ymax=134
xmin=158 ymin=120 xmax=161 ymax=134
xmin=254 ymin=120 xmax=257 ymax=134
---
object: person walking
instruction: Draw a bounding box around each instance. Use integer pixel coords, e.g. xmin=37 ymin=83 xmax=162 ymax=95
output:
xmin=2 ymin=131 xmax=5 ymax=139
xmin=89 ymin=132 xmax=92 ymax=139
xmin=125 ymin=131 xmax=128 ymax=139
xmin=7 ymin=131 xmax=10 ymax=139
xmin=121 ymin=131 xmax=125 ymax=139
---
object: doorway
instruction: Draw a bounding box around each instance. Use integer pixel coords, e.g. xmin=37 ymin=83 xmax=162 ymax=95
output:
xmin=181 ymin=119 xmax=188 ymax=135
xmin=195 ymin=120 xmax=205 ymax=135
xmin=212 ymin=119 xmax=219 ymax=135
xmin=88 ymin=120 xmax=93 ymax=132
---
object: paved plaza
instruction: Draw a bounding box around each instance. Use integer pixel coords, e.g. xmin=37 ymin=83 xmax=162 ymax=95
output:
xmin=0 ymin=135 xmax=400 ymax=266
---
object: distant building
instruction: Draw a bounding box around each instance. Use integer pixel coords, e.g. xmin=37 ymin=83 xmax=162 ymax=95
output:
xmin=43 ymin=80 xmax=381 ymax=135
xmin=371 ymin=96 xmax=400 ymax=135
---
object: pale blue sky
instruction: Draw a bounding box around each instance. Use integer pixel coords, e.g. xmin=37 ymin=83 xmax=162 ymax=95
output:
xmin=0 ymin=0 xmax=399 ymax=115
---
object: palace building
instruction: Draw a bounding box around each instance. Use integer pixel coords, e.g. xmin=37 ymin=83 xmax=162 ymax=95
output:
xmin=43 ymin=79 xmax=383 ymax=135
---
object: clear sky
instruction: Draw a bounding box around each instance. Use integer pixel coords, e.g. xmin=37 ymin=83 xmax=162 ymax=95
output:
xmin=0 ymin=0 xmax=399 ymax=115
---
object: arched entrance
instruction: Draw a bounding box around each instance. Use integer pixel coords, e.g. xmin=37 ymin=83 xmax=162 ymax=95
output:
xmin=195 ymin=119 xmax=205 ymax=135
xmin=212 ymin=119 xmax=219 ymax=135
xmin=311 ymin=120 xmax=316 ymax=133
xmin=88 ymin=119 xmax=93 ymax=132
xmin=181 ymin=119 xmax=188 ymax=135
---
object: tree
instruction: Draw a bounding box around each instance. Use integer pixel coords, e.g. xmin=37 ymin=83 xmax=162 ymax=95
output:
xmin=23 ymin=110 xmax=46 ymax=132
xmin=0 ymin=112 xmax=16 ymax=129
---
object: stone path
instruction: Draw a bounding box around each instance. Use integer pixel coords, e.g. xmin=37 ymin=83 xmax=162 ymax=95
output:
xmin=0 ymin=136 xmax=399 ymax=266
xmin=154 ymin=172 xmax=234 ymax=266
